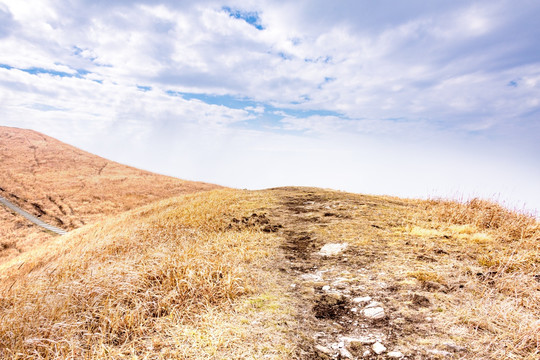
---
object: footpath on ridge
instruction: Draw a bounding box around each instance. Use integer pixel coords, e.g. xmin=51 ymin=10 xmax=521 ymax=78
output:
xmin=264 ymin=188 xmax=468 ymax=359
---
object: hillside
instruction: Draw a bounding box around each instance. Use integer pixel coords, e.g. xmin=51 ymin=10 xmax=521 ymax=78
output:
xmin=0 ymin=126 xmax=221 ymax=262
xmin=0 ymin=187 xmax=538 ymax=359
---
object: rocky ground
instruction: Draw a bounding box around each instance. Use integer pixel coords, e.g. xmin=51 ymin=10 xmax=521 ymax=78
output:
xmin=264 ymin=188 xmax=471 ymax=359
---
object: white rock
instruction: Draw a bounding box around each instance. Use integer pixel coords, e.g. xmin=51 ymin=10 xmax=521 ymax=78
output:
xmin=319 ymin=243 xmax=348 ymax=256
xmin=372 ymin=342 xmax=387 ymax=354
xmin=339 ymin=347 xmax=354 ymax=359
xmin=315 ymin=344 xmax=333 ymax=357
xmin=342 ymin=336 xmax=375 ymax=345
xmin=388 ymin=351 xmax=404 ymax=358
xmin=363 ymin=307 xmax=385 ymax=319
xmin=362 ymin=350 xmax=371 ymax=357
xmin=322 ymin=285 xmax=331 ymax=291
xmin=353 ymin=296 xmax=372 ymax=303
xmin=351 ymin=307 xmax=358 ymax=312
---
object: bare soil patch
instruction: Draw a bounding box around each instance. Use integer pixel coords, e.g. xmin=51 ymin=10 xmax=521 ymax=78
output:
xmin=264 ymin=187 xmax=529 ymax=359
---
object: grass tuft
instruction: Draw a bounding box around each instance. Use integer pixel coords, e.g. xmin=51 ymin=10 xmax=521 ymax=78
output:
xmin=426 ymin=197 xmax=539 ymax=241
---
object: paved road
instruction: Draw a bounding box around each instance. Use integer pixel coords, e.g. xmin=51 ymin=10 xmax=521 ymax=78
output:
xmin=0 ymin=195 xmax=67 ymax=235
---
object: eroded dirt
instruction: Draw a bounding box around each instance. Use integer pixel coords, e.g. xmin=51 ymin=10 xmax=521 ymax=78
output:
xmin=263 ymin=188 xmax=470 ymax=359
xmin=226 ymin=213 xmax=283 ymax=233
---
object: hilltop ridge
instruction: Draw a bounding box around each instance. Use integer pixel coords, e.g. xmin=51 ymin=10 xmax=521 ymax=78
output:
xmin=0 ymin=128 xmax=538 ymax=359
xmin=0 ymin=187 xmax=538 ymax=359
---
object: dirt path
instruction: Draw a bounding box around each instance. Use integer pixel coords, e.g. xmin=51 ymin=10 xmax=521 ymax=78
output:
xmin=265 ymin=188 xmax=465 ymax=359
xmin=0 ymin=195 xmax=67 ymax=235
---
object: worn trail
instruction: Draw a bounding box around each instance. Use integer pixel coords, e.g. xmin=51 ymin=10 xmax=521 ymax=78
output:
xmin=0 ymin=195 xmax=67 ymax=235
xmin=265 ymin=188 xmax=460 ymax=359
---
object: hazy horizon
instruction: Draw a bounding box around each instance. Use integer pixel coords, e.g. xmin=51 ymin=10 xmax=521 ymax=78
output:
xmin=1 ymin=0 xmax=539 ymax=214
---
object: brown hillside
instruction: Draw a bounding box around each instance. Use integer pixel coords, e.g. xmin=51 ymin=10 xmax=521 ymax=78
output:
xmin=0 ymin=126 xmax=221 ymax=261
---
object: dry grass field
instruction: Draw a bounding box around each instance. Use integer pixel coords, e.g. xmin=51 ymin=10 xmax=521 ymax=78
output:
xmin=0 ymin=126 xmax=220 ymax=262
xmin=1 ymin=128 xmax=538 ymax=359
xmin=0 ymin=190 xmax=294 ymax=359
xmin=0 ymin=186 xmax=538 ymax=359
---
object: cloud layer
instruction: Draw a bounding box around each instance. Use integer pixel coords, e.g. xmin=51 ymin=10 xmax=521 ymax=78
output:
xmin=1 ymin=0 xmax=539 ymax=213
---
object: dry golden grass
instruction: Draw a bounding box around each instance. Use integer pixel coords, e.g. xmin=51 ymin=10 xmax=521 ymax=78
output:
xmin=0 ymin=189 xmax=296 ymax=359
xmin=407 ymin=198 xmax=539 ymax=358
xmin=0 ymin=126 xmax=221 ymax=263
xmin=426 ymin=197 xmax=539 ymax=242
xmin=0 ymin=206 xmax=52 ymax=261
xmin=0 ymin=144 xmax=538 ymax=359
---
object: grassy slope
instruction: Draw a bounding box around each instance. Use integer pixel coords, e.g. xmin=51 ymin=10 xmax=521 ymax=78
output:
xmin=0 ymin=126 xmax=220 ymax=262
xmin=0 ymin=189 xmax=294 ymax=359
xmin=0 ymin=187 xmax=538 ymax=359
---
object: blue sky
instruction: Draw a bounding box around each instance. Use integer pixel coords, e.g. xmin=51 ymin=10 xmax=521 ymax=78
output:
xmin=0 ymin=0 xmax=539 ymax=214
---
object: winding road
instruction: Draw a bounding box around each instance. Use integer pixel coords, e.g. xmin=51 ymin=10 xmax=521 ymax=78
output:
xmin=0 ymin=195 xmax=67 ymax=235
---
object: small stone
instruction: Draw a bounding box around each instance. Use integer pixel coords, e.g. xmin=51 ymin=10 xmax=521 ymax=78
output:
xmin=362 ymin=350 xmax=371 ymax=357
xmin=339 ymin=347 xmax=354 ymax=359
xmin=315 ymin=345 xmax=333 ymax=358
xmin=363 ymin=307 xmax=385 ymax=319
xmin=343 ymin=336 xmax=375 ymax=349
xmin=388 ymin=350 xmax=404 ymax=358
xmin=353 ymin=296 xmax=372 ymax=303
xmin=372 ymin=342 xmax=387 ymax=354
xmin=322 ymin=285 xmax=331 ymax=291
xmin=319 ymin=243 xmax=349 ymax=256
xmin=351 ymin=307 xmax=358 ymax=312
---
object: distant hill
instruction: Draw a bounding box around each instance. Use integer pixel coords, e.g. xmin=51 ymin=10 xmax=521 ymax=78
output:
xmin=0 ymin=126 xmax=221 ymax=261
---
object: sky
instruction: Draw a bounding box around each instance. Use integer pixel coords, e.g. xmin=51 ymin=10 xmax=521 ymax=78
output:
xmin=0 ymin=0 xmax=539 ymax=214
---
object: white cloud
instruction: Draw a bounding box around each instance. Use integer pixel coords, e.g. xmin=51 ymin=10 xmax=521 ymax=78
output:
xmin=0 ymin=0 xmax=539 ymax=213
xmin=245 ymin=105 xmax=264 ymax=113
